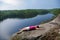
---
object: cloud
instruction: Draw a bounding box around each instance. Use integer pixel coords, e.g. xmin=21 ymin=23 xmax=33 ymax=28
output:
xmin=1 ymin=0 xmax=25 ymax=6
xmin=0 ymin=0 xmax=60 ymax=10
xmin=0 ymin=0 xmax=27 ymax=10
xmin=31 ymin=0 xmax=59 ymax=9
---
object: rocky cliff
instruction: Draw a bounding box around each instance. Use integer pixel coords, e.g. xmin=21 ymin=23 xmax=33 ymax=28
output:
xmin=11 ymin=14 xmax=60 ymax=40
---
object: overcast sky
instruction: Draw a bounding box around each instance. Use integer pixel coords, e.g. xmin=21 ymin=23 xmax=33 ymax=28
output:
xmin=0 ymin=0 xmax=60 ymax=10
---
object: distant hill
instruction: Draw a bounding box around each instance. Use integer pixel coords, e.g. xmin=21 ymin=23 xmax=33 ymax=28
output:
xmin=0 ymin=8 xmax=60 ymax=21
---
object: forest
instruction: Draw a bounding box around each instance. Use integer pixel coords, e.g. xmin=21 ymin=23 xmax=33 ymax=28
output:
xmin=0 ymin=8 xmax=60 ymax=21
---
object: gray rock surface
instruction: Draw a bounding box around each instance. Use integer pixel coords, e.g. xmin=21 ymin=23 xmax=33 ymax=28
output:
xmin=11 ymin=14 xmax=60 ymax=40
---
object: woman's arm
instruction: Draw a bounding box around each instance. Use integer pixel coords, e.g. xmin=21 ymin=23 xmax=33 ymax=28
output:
xmin=36 ymin=27 xmax=45 ymax=30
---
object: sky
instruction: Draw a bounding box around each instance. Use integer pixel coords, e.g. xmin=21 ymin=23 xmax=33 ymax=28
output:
xmin=0 ymin=0 xmax=60 ymax=10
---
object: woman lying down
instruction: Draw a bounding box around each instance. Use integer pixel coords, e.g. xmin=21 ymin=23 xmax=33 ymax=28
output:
xmin=17 ymin=25 xmax=45 ymax=34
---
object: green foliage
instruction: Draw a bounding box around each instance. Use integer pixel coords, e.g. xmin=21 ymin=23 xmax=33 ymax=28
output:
xmin=0 ymin=8 xmax=60 ymax=21
xmin=50 ymin=8 xmax=60 ymax=16
xmin=0 ymin=9 xmax=49 ymax=21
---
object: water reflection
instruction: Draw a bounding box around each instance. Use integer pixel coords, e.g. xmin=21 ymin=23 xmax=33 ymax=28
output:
xmin=0 ymin=13 xmax=54 ymax=40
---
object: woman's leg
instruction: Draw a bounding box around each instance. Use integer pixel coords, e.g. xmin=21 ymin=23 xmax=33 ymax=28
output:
xmin=17 ymin=27 xmax=29 ymax=34
xmin=17 ymin=29 xmax=24 ymax=34
xmin=24 ymin=27 xmax=30 ymax=31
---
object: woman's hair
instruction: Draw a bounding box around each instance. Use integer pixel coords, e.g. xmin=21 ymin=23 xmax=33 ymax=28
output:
xmin=37 ymin=26 xmax=39 ymax=28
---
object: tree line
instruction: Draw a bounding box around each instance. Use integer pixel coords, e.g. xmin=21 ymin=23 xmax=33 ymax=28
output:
xmin=0 ymin=8 xmax=60 ymax=21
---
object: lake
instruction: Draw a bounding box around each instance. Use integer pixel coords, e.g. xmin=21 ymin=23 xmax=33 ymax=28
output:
xmin=0 ymin=13 xmax=54 ymax=40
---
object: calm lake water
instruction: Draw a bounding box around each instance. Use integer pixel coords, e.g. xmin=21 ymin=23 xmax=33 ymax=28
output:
xmin=0 ymin=13 xmax=54 ymax=40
